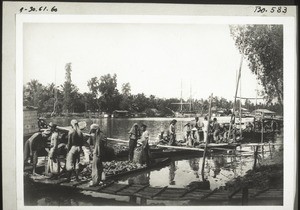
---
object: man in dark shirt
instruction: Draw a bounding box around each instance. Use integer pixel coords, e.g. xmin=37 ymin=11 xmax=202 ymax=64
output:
xmin=24 ymin=129 xmax=52 ymax=174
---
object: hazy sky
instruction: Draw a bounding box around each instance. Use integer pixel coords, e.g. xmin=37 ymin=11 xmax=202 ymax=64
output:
xmin=23 ymin=23 xmax=262 ymax=101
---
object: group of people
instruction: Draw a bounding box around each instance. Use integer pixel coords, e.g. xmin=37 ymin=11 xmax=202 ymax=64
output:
xmin=24 ymin=119 xmax=153 ymax=186
xmin=24 ymin=119 xmax=107 ymax=186
xmin=128 ymin=123 xmax=151 ymax=166
xmin=158 ymin=117 xmax=241 ymax=147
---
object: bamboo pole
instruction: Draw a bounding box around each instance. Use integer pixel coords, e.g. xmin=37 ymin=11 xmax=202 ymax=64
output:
xmin=261 ymin=113 xmax=264 ymax=143
xmin=239 ymin=66 xmax=242 ymax=136
xmin=201 ymin=93 xmax=213 ymax=181
xmin=228 ymin=54 xmax=244 ymax=141
xmin=156 ymin=144 xmax=204 ymax=151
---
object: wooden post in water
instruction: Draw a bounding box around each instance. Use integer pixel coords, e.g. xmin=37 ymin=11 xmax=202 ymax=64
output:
xmin=253 ymin=146 xmax=259 ymax=170
xmin=261 ymin=113 xmax=264 ymax=143
xmin=201 ymin=93 xmax=213 ymax=181
xmin=269 ymin=142 xmax=273 ymax=159
xmin=242 ymin=186 xmax=249 ymax=205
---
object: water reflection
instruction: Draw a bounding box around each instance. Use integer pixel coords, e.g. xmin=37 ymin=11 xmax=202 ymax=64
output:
xmin=128 ymin=172 xmax=150 ymax=185
xmin=212 ymin=156 xmax=224 ymax=178
xmin=189 ymin=158 xmax=199 ymax=178
xmin=48 ymin=117 xmax=282 ymax=190
xmin=50 ymin=117 xmax=199 ymax=141
xmin=169 ymin=161 xmax=176 ymax=185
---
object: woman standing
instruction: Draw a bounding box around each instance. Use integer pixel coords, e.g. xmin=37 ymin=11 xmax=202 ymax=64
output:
xmin=140 ymin=124 xmax=151 ymax=166
xmin=66 ymin=119 xmax=84 ymax=182
xmin=128 ymin=123 xmax=141 ymax=161
xmin=89 ymin=124 xmax=105 ymax=186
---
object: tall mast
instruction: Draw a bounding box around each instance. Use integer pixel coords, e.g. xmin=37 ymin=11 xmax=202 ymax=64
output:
xmin=180 ymin=79 xmax=183 ymax=112
xmin=189 ymin=84 xmax=192 ymax=111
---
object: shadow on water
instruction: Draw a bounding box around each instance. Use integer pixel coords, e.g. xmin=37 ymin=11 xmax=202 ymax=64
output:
xmin=26 ymin=117 xmax=283 ymax=205
xmin=24 ymin=177 xmax=135 ymax=206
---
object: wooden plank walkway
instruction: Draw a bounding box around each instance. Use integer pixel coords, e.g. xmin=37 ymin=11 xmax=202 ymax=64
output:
xmin=29 ymin=176 xmax=283 ymax=204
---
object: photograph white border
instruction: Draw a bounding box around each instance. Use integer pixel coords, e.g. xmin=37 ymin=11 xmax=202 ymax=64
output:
xmin=8 ymin=5 xmax=297 ymax=210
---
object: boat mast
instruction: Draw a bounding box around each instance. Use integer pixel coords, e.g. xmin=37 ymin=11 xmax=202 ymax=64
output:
xmin=180 ymin=79 xmax=183 ymax=113
xmin=189 ymin=84 xmax=192 ymax=112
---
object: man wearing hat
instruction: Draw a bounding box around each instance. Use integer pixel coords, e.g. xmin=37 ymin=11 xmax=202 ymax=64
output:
xmin=24 ymin=129 xmax=52 ymax=174
xmin=168 ymin=119 xmax=177 ymax=146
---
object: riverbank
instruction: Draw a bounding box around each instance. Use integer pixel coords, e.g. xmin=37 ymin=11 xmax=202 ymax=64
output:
xmin=225 ymin=148 xmax=283 ymax=191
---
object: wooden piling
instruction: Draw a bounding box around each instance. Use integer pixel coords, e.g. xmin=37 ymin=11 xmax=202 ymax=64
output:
xmin=253 ymin=146 xmax=259 ymax=170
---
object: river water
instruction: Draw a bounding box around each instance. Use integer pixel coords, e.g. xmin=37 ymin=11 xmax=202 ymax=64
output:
xmin=25 ymin=117 xmax=283 ymax=205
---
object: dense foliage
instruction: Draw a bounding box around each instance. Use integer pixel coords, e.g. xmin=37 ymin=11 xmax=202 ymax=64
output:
xmin=23 ymin=61 xmax=282 ymax=116
xmin=230 ymin=25 xmax=283 ymax=109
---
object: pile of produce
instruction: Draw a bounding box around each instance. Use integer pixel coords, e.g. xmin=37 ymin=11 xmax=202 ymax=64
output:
xmin=79 ymin=160 xmax=146 ymax=179
xmin=103 ymin=160 xmax=146 ymax=176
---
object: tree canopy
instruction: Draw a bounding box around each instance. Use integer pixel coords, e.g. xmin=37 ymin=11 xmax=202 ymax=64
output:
xmin=230 ymin=25 xmax=283 ymax=109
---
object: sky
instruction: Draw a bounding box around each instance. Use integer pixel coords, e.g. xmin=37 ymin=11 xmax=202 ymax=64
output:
xmin=23 ymin=23 xmax=262 ymax=101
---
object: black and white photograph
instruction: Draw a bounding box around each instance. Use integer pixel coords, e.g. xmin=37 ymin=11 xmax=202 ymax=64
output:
xmin=2 ymin=2 xmax=297 ymax=209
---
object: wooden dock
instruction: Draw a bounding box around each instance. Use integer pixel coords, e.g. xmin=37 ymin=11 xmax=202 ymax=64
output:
xmin=28 ymin=176 xmax=283 ymax=205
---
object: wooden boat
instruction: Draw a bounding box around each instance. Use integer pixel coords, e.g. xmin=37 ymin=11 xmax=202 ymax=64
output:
xmin=25 ymin=158 xmax=170 ymax=187
xmin=150 ymin=141 xmax=241 ymax=158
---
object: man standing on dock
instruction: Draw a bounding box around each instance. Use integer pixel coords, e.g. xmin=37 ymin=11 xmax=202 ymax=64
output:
xmin=24 ymin=129 xmax=52 ymax=175
xmin=201 ymin=116 xmax=209 ymax=143
xmin=169 ymin=119 xmax=177 ymax=146
xmin=66 ymin=119 xmax=84 ymax=182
